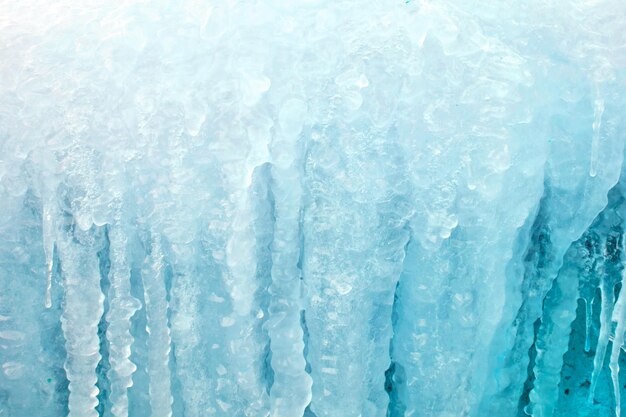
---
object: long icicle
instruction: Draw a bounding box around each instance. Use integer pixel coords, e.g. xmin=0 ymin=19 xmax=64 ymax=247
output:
xmin=266 ymin=98 xmax=312 ymax=417
xmin=42 ymin=202 xmax=55 ymax=309
xmin=218 ymin=168 xmax=271 ymax=416
xmin=609 ymin=265 xmax=626 ymax=417
xmin=589 ymin=269 xmax=616 ymax=401
xmin=142 ymin=231 xmax=173 ymax=417
xmin=527 ymin=237 xmax=587 ymax=417
xmin=58 ymin=225 xmax=105 ymax=417
xmin=589 ymin=228 xmax=621 ymax=402
xmin=266 ymin=167 xmax=312 ymax=417
xmin=585 ymin=299 xmax=593 ymax=352
xmin=106 ymin=224 xmax=141 ymax=417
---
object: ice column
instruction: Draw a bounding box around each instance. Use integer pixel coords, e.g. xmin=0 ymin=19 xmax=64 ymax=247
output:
xmin=266 ymin=98 xmax=312 ymax=417
xmin=588 ymin=197 xmax=623 ymax=401
xmin=57 ymin=226 xmax=105 ymax=417
xmin=610 ymin=273 xmax=626 ymax=417
xmin=141 ymin=233 xmax=173 ymax=417
xmin=106 ymin=223 xmax=141 ymax=417
xmin=527 ymin=233 xmax=600 ymax=417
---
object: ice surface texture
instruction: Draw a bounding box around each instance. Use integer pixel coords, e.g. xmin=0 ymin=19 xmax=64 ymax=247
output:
xmin=1 ymin=0 xmax=626 ymax=416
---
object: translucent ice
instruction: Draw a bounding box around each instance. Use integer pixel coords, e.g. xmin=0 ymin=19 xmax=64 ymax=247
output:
xmin=1 ymin=1 xmax=626 ymax=417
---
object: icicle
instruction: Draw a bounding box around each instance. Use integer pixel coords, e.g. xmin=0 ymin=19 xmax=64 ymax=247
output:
xmin=58 ymin=226 xmax=105 ymax=417
xmin=142 ymin=232 xmax=173 ymax=417
xmin=588 ymin=275 xmax=615 ymax=401
xmin=584 ymin=233 xmax=605 ymax=355
xmin=204 ymin=115 xmax=273 ymax=416
xmin=42 ymin=202 xmax=55 ymax=308
xmin=266 ymin=98 xmax=312 ymax=417
xmin=609 ymin=270 xmax=626 ymax=417
xmin=589 ymin=229 xmax=620 ymax=402
xmin=589 ymin=87 xmax=604 ymax=178
xmin=106 ymin=225 xmax=141 ymax=417
xmin=167 ymin=241 xmax=206 ymax=417
xmin=266 ymin=169 xmax=312 ymax=417
xmin=212 ymin=169 xmax=271 ymax=416
xmin=528 ymin=237 xmax=592 ymax=417
xmin=584 ymin=298 xmax=592 ymax=352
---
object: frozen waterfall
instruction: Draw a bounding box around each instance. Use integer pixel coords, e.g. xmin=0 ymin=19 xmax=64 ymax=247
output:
xmin=1 ymin=1 xmax=626 ymax=416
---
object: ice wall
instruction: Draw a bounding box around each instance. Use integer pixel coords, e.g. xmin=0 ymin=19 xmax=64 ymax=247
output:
xmin=1 ymin=1 xmax=626 ymax=416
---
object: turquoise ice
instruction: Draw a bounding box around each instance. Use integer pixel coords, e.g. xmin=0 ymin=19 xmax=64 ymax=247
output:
xmin=0 ymin=1 xmax=626 ymax=416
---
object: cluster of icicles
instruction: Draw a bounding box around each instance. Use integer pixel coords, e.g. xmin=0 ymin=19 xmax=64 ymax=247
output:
xmin=526 ymin=186 xmax=626 ymax=417
xmin=33 ymin=180 xmax=626 ymax=417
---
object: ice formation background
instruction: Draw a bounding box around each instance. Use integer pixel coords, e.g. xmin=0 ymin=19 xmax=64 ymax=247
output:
xmin=1 ymin=0 xmax=626 ymax=416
